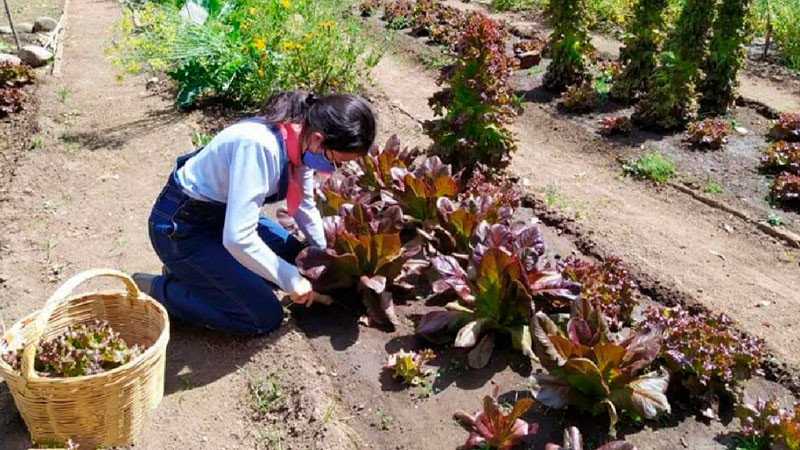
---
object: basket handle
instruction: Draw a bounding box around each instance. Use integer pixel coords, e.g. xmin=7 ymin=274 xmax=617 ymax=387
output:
xmin=21 ymin=269 xmax=141 ymax=380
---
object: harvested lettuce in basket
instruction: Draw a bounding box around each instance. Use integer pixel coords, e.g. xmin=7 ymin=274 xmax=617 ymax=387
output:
xmin=1 ymin=320 xmax=142 ymax=377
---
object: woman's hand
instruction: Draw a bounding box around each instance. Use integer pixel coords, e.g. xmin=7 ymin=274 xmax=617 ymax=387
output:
xmin=290 ymin=278 xmax=333 ymax=307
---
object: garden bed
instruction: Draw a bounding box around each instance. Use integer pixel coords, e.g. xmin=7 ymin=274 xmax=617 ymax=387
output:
xmin=368 ymin=0 xmax=800 ymax=235
xmin=254 ymin=91 xmax=794 ymax=449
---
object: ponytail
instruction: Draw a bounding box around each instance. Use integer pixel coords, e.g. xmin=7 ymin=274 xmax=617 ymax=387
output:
xmin=259 ymin=90 xmax=376 ymax=156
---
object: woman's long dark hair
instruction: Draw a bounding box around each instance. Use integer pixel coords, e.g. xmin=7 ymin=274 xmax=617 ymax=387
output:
xmin=259 ymin=90 xmax=376 ymax=155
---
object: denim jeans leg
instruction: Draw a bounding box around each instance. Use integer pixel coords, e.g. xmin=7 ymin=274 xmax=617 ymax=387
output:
xmin=256 ymin=216 xmax=304 ymax=263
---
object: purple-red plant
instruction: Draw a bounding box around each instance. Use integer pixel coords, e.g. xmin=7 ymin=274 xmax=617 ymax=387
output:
xmin=599 ymin=116 xmax=634 ymax=136
xmin=561 ymin=79 xmax=599 ymax=113
xmin=417 ymin=221 xmax=579 ymax=368
xmin=546 ymin=427 xmax=637 ymax=450
xmin=769 ymin=113 xmax=800 ymax=142
xmin=385 ymin=349 xmax=435 ymax=386
xmin=423 ymin=195 xmax=513 ymax=256
xmin=531 ymin=299 xmax=670 ymax=437
xmin=738 ymin=398 xmax=800 ymax=450
xmin=315 ymin=175 xmax=370 ymax=217
xmin=558 ymin=256 xmax=638 ymax=331
xmin=454 ymin=386 xmax=538 ymax=450
xmin=295 ymin=206 xmax=424 ymax=327
xmin=761 ymin=141 xmax=800 ymax=174
xmin=426 ymin=13 xmax=518 ymax=175
xmin=686 ymin=118 xmax=731 ymax=150
xmin=639 ymin=305 xmax=764 ymax=416
xmin=463 ymin=171 xmax=521 ymax=209
xmin=356 ymin=135 xmax=421 ymax=193
xmin=0 ymin=87 xmax=25 ymax=116
xmin=2 ymin=320 xmax=141 ymax=377
xmin=383 ymin=0 xmax=414 ymax=29
xmin=359 ymin=0 xmax=380 ymax=17
xmin=771 ymin=172 xmax=800 ymax=208
xmin=381 ymin=155 xmax=460 ymax=226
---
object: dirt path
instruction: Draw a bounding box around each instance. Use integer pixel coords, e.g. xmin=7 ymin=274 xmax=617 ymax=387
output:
xmin=442 ymin=0 xmax=800 ymax=114
xmin=370 ymin=48 xmax=800 ymax=376
xmin=0 ymin=0 xmax=359 ymax=448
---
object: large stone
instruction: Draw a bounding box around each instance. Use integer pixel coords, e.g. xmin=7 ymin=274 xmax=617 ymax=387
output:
xmin=18 ymin=45 xmax=52 ymax=68
xmin=0 ymin=53 xmax=21 ymax=65
xmin=33 ymin=17 xmax=59 ymax=33
xmin=0 ymin=25 xmax=12 ymax=34
xmin=16 ymin=22 xmax=34 ymax=33
xmin=517 ymin=51 xmax=542 ymax=70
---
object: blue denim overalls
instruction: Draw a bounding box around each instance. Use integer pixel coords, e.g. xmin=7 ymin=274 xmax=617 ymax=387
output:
xmin=146 ymin=122 xmax=302 ymax=335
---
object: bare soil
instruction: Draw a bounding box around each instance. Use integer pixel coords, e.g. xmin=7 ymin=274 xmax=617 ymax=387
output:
xmin=0 ymin=1 xmax=799 ymax=450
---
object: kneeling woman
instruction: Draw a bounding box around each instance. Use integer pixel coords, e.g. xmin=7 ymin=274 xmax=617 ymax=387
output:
xmin=134 ymin=91 xmax=376 ymax=335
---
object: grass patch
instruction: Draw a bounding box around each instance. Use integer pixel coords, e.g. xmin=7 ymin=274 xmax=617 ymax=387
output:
xmin=702 ymin=183 xmax=723 ymax=194
xmin=623 ymin=150 xmax=676 ymax=183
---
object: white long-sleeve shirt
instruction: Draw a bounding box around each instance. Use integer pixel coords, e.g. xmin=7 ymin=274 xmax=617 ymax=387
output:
xmin=175 ymin=117 xmax=326 ymax=294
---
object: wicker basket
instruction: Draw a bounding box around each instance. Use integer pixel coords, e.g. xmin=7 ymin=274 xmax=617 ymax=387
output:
xmin=0 ymin=269 xmax=170 ymax=447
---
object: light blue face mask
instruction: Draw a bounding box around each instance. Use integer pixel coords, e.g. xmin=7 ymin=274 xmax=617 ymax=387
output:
xmin=302 ymin=149 xmax=336 ymax=173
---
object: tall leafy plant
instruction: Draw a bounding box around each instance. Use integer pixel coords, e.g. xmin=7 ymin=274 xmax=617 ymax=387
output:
xmin=610 ymin=0 xmax=670 ymax=102
xmin=632 ymin=0 xmax=718 ymax=130
xmin=543 ymin=0 xmax=594 ymax=92
xmin=425 ymin=13 xmax=518 ymax=175
xmin=698 ymin=0 xmax=752 ymax=115
xmin=530 ymin=299 xmax=670 ymax=437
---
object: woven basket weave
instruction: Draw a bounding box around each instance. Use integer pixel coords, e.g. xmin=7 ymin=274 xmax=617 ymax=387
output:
xmin=0 ymin=269 xmax=170 ymax=447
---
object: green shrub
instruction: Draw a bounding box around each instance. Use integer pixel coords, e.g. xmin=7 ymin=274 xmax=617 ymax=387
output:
xmin=543 ymin=0 xmax=594 ymax=92
xmin=112 ymin=0 xmax=382 ymax=108
xmin=610 ymin=0 xmax=670 ymax=102
xmin=632 ymin=0 xmax=717 ymax=130
xmin=425 ymin=13 xmax=518 ymax=175
xmin=699 ymin=0 xmax=752 ymax=116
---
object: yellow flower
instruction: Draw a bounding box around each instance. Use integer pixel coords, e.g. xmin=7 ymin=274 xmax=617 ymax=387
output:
xmin=258 ymin=69 xmax=265 ymax=78
xmin=303 ymin=33 xmax=312 ymax=42
xmin=320 ymin=20 xmax=334 ymax=31
xmin=280 ymin=0 xmax=291 ymax=8
xmin=252 ymin=38 xmax=266 ymax=51
xmin=279 ymin=41 xmax=303 ymax=52
xmin=248 ymin=7 xmax=257 ymax=16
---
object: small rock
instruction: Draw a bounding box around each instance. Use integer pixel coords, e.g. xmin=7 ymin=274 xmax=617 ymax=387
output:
xmin=18 ymin=45 xmax=53 ymax=68
xmin=517 ymin=51 xmax=542 ymax=70
xmin=0 ymin=25 xmax=11 ymax=34
xmin=16 ymin=22 xmax=34 ymax=33
xmin=0 ymin=53 xmax=21 ymax=65
xmin=723 ymin=223 xmax=734 ymax=233
xmin=734 ymin=126 xmax=748 ymax=135
xmin=33 ymin=17 xmax=58 ymax=32
xmin=755 ymin=301 xmax=771 ymax=308
xmin=22 ymin=188 xmax=34 ymax=195
xmin=145 ymin=77 xmax=160 ymax=90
